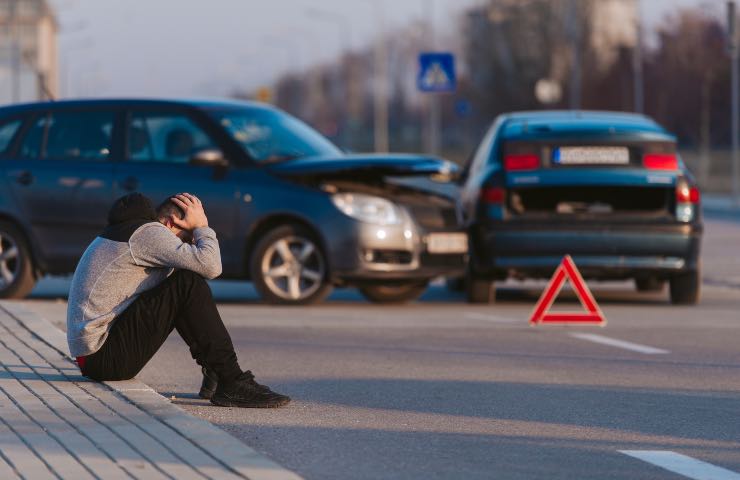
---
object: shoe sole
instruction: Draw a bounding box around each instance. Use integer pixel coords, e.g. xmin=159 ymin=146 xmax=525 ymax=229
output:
xmin=210 ymin=395 xmax=291 ymax=408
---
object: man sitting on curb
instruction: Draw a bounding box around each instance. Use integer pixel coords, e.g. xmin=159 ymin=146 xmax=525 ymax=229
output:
xmin=67 ymin=192 xmax=290 ymax=408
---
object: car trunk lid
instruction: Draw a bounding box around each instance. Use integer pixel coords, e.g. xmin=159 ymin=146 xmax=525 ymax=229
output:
xmin=498 ymin=138 xmax=683 ymax=221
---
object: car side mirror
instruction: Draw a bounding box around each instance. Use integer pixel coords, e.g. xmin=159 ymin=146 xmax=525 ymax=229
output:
xmin=190 ymin=148 xmax=227 ymax=167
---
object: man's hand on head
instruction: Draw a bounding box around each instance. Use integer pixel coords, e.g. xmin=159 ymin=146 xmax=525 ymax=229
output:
xmin=171 ymin=193 xmax=209 ymax=231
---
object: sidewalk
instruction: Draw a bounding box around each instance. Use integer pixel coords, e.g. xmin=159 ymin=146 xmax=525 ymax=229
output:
xmin=0 ymin=301 xmax=302 ymax=480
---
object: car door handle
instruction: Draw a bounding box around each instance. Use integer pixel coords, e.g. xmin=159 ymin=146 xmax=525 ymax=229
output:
xmin=121 ymin=176 xmax=139 ymax=191
xmin=15 ymin=170 xmax=33 ymax=186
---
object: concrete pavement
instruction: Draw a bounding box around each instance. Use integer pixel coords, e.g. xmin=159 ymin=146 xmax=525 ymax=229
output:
xmin=0 ymin=301 xmax=301 ymax=480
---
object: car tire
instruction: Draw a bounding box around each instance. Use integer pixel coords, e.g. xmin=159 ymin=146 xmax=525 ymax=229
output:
xmin=445 ymin=276 xmax=465 ymax=292
xmin=0 ymin=221 xmax=36 ymax=299
xmin=635 ymin=277 xmax=665 ymax=292
xmin=358 ymin=281 xmax=429 ymax=304
xmin=467 ymin=274 xmax=495 ymax=304
xmin=669 ymin=269 xmax=700 ymax=305
xmin=250 ymin=224 xmax=332 ymax=305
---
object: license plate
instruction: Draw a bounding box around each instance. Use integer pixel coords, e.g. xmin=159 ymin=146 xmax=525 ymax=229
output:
xmin=553 ymin=146 xmax=630 ymax=165
xmin=426 ymin=233 xmax=468 ymax=254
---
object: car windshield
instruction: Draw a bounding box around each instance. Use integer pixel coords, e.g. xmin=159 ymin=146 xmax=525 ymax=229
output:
xmin=209 ymin=107 xmax=341 ymax=163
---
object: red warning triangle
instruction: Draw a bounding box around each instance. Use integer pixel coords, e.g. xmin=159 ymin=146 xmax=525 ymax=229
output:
xmin=529 ymin=255 xmax=606 ymax=325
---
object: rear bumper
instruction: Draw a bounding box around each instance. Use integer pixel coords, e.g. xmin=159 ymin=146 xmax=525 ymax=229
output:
xmin=472 ymin=222 xmax=702 ymax=279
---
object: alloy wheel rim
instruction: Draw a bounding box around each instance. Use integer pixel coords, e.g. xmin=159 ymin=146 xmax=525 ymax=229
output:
xmin=261 ymin=235 xmax=324 ymax=301
xmin=0 ymin=232 xmax=20 ymax=289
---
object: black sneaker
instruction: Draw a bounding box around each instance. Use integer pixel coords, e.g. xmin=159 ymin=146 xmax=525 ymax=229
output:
xmin=210 ymin=371 xmax=291 ymax=408
xmin=199 ymin=367 xmax=218 ymax=400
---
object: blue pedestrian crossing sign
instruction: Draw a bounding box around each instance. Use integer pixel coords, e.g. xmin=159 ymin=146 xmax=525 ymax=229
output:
xmin=417 ymin=52 xmax=456 ymax=93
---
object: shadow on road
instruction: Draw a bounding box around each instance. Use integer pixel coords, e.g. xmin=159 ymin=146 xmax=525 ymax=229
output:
xmin=29 ymin=276 xmax=673 ymax=306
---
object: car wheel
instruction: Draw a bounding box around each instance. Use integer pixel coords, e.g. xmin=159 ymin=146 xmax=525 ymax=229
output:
xmin=467 ymin=273 xmax=495 ymax=304
xmin=0 ymin=221 xmax=36 ymax=299
xmin=445 ymin=276 xmax=465 ymax=292
xmin=250 ymin=224 xmax=332 ymax=305
xmin=358 ymin=281 xmax=429 ymax=304
xmin=635 ymin=277 xmax=665 ymax=292
xmin=669 ymin=269 xmax=700 ymax=305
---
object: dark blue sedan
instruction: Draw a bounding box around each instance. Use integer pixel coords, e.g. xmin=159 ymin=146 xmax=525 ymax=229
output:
xmin=459 ymin=111 xmax=702 ymax=305
xmin=0 ymin=99 xmax=466 ymax=304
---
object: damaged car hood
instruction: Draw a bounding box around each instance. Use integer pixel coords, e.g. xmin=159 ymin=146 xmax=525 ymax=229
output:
xmin=266 ymin=154 xmax=459 ymax=180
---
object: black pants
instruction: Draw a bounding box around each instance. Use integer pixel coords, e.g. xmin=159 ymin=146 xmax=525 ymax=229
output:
xmin=82 ymin=269 xmax=242 ymax=383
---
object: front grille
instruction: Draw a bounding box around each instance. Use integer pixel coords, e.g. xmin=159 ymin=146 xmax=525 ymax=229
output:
xmin=364 ymin=250 xmax=414 ymax=265
xmin=407 ymin=206 xmax=458 ymax=229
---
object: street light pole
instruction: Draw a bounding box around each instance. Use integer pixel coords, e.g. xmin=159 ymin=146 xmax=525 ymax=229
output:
xmin=567 ymin=0 xmax=581 ymax=110
xmin=373 ymin=2 xmax=389 ymax=153
xmin=632 ymin=0 xmax=644 ymax=113
xmin=361 ymin=0 xmax=389 ymax=153
xmin=729 ymin=1 xmax=740 ymax=205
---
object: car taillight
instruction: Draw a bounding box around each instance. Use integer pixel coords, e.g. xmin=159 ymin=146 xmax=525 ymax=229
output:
xmin=643 ymin=153 xmax=678 ymax=170
xmin=676 ymin=185 xmax=700 ymax=204
xmin=504 ymin=154 xmax=539 ymax=171
xmin=675 ymin=183 xmax=700 ymax=222
xmin=481 ymin=187 xmax=505 ymax=205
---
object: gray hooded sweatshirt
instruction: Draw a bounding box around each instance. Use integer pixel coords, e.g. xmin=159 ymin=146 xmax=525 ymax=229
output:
xmin=66 ymin=222 xmax=222 ymax=358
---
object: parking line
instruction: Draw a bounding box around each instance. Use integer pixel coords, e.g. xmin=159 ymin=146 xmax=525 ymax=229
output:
xmin=619 ymin=450 xmax=740 ymax=480
xmin=465 ymin=312 xmax=520 ymax=324
xmin=569 ymin=333 xmax=669 ymax=355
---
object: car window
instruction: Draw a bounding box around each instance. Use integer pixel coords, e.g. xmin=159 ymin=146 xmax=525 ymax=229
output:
xmin=19 ymin=111 xmax=114 ymax=161
xmin=208 ymin=107 xmax=341 ymax=163
xmin=46 ymin=111 xmax=114 ymax=160
xmin=0 ymin=119 xmax=22 ymax=155
xmin=18 ymin=115 xmax=46 ymax=159
xmin=128 ymin=112 xmax=218 ymax=164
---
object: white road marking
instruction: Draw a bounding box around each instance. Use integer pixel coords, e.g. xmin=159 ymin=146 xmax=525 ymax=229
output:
xmin=465 ymin=312 xmax=520 ymax=324
xmin=620 ymin=450 xmax=740 ymax=480
xmin=570 ymin=333 xmax=669 ymax=355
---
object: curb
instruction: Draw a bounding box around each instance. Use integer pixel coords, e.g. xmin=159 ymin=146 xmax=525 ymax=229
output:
xmin=0 ymin=301 xmax=303 ymax=480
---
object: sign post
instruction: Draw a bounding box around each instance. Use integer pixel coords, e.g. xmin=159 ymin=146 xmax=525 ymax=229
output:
xmin=417 ymin=52 xmax=456 ymax=156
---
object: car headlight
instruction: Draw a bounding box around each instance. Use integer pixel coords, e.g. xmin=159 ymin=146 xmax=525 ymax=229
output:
xmin=331 ymin=193 xmax=402 ymax=225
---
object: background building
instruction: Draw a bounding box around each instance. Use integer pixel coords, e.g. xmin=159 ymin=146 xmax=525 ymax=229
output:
xmin=0 ymin=0 xmax=58 ymax=104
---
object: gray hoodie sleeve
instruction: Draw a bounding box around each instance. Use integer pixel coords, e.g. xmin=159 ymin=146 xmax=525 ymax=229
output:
xmin=128 ymin=223 xmax=222 ymax=279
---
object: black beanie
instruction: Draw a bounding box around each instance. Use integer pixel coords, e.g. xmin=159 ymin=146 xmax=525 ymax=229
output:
xmin=100 ymin=193 xmax=157 ymax=242
xmin=107 ymin=193 xmax=157 ymax=226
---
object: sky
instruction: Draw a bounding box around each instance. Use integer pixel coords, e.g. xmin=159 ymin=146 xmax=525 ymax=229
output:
xmin=50 ymin=0 xmax=728 ymax=99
